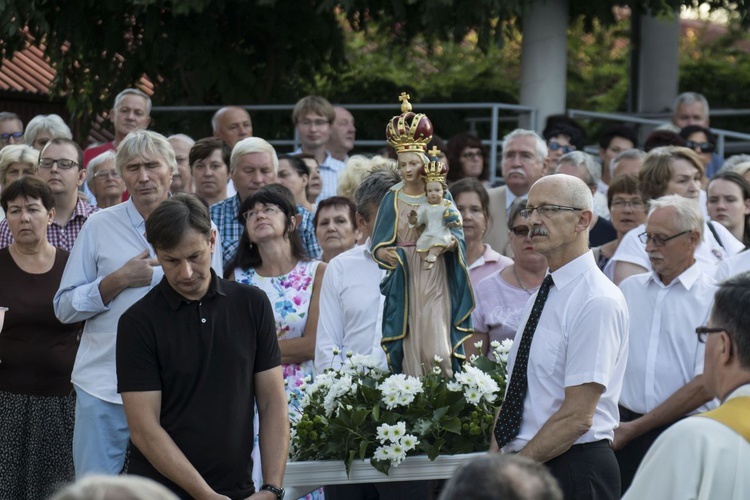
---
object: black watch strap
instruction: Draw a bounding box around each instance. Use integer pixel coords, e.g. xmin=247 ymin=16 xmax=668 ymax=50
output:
xmin=261 ymin=483 xmax=285 ymax=499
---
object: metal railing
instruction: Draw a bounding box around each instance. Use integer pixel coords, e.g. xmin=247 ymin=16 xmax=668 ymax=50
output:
xmin=151 ymin=102 xmax=538 ymax=183
xmin=567 ymin=109 xmax=750 ymax=158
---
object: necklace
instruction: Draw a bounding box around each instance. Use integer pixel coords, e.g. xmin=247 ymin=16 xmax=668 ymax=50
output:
xmin=512 ymin=265 xmax=534 ymax=295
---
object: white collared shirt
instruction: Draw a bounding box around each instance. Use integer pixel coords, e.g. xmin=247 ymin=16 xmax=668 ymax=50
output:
xmin=623 ymin=384 xmax=750 ymax=500
xmin=502 ymin=251 xmax=629 ymax=452
xmin=715 ymin=250 xmax=750 ymax=281
xmin=54 ymin=198 xmax=223 ymax=404
xmin=611 ymin=221 xmax=744 ymax=277
xmin=618 ymin=264 xmax=717 ymax=414
xmin=315 ymin=241 xmax=387 ymax=373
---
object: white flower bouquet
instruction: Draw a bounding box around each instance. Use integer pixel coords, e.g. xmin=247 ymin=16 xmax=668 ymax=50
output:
xmin=290 ymin=340 xmax=512 ymax=476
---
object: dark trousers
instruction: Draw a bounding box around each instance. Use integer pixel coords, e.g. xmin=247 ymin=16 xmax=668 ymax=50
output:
xmin=615 ymin=405 xmax=674 ymax=493
xmin=545 ymin=440 xmax=620 ymax=500
xmin=325 ymin=480 xmax=431 ymax=500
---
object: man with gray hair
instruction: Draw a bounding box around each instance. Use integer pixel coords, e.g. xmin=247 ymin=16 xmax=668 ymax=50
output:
xmin=210 ymin=136 xmax=278 ymax=267
xmin=485 ymin=129 xmax=548 ymax=257
xmin=556 ymin=151 xmax=616 ymax=246
xmin=54 ymin=130 xmax=223 ymax=478
xmin=83 ymin=88 xmax=152 ymax=168
xmin=669 ymin=91 xmax=723 ymax=177
xmin=490 ymin=174 xmax=628 ymax=499
xmin=624 ymin=272 xmax=750 ymax=499
xmin=0 ymin=111 xmax=24 ymax=149
xmin=613 ymin=195 xmax=716 ymax=492
xmin=439 ymin=454 xmax=562 ymax=500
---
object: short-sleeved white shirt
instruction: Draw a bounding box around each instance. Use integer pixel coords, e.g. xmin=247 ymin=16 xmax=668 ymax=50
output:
xmin=502 ymin=251 xmax=629 ymax=452
xmin=618 ymin=264 xmax=717 ymax=414
xmin=611 ymin=221 xmax=743 ymax=277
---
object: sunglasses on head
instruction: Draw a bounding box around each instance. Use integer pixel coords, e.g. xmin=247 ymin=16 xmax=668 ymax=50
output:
xmin=685 ymin=140 xmax=715 ymax=153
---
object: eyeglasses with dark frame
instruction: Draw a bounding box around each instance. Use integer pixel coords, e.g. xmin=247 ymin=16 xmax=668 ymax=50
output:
xmin=38 ymin=158 xmax=80 ymax=170
xmin=637 ymin=230 xmax=691 ymax=247
xmin=511 ymin=225 xmax=530 ymax=237
xmin=520 ymin=205 xmax=583 ymax=219
xmin=461 ymin=151 xmax=484 ymax=160
xmin=695 ymin=326 xmax=727 ymax=343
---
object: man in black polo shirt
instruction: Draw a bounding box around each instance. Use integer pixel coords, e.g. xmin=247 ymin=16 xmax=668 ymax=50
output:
xmin=116 ymin=194 xmax=288 ymax=500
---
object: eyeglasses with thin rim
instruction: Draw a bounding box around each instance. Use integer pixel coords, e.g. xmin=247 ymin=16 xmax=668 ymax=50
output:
xmin=461 ymin=150 xmax=483 ymax=160
xmin=0 ymin=131 xmax=24 ymax=143
xmin=548 ymin=141 xmax=575 ymax=154
xmin=520 ymin=205 xmax=583 ymax=219
xmin=611 ymin=199 xmax=645 ymax=210
xmin=638 ymin=230 xmax=690 ymax=247
xmin=685 ymin=141 xmax=715 ymax=154
xmin=695 ymin=326 xmax=727 ymax=343
xmin=298 ymin=119 xmax=329 ymax=129
xmin=242 ymin=205 xmax=281 ymax=221
xmin=38 ymin=158 xmax=80 ymax=170
xmin=511 ymin=225 xmax=530 ymax=237
xmin=93 ymin=169 xmax=121 ymax=180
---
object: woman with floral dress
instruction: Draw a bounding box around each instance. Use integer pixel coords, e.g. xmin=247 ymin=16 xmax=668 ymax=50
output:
xmin=226 ymin=183 xmax=326 ymax=499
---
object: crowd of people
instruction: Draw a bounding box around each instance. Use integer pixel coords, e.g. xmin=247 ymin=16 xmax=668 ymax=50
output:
xmin=0 ymin=89 xmax=749 ymax=500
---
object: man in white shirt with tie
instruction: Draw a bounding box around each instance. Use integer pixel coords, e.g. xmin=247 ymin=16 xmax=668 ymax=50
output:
xmin=490 ymin=174 xmax=628 ymax=500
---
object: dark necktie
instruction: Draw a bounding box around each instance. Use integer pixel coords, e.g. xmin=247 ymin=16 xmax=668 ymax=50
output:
xmin=493 ymin=274 xmax=555 ymax=449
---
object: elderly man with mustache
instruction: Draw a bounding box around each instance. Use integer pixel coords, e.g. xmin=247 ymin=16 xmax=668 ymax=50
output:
xmin=485 ymin=129 xmax=547 ymax=257
xmin=490 ymin=174 xmax=628 ymax=500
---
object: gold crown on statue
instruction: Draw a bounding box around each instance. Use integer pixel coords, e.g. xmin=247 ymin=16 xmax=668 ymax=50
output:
xmin=385 ymin=92 xmax=433 ymax=153
xmin=421 ymin=146 xmax=448 ymax=183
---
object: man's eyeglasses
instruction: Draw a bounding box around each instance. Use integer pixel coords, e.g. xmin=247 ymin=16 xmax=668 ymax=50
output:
xmin=548 ymin=142 xmax=575 ymax=154
xmin=93 ymin=170 xmax=121 ymax=179
xmin=520 ymin=205 xmax=582 ymax=219
xmin=0 ymin=131 xmax=24 ymax=143
xmin=638 ymin=230 xmax=690 ymax=247
xmin=611 ymin=199 xmax=645 ymax=210
xmin=38 ymin=158 xmax=80 ymax=170
xmin=685 ymin=141 xmax=715 ymax=154
xmin=695 ymin=326 xmax=727 ymax=343
xmin=243 ymin=205 xmax=281 ymax=221
xmin=461 ymin=151 xmax=483 ymax=160
xmin=298 ymin=119 xmax=329 ymax=128
xmin=511 ymin=225 xmax=530 ymax=237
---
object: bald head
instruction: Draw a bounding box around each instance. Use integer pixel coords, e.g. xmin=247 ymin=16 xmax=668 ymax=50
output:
xmin=533 ymin=174 xmax=594 ymax=212
xmin=212 ymin=106 xmax=252 ymax=148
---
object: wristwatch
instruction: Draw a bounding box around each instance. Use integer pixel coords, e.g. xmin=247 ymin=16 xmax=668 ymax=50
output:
xmin=260 ymin=483 xmax=285 ymax=499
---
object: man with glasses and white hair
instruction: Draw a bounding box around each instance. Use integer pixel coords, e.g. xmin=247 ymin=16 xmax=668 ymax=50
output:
xmin=624 ymin=272 xmax=750 ymax=499
xmin=490 ymin=174 xmax=628 ymax=500
xmin=0 ymin=138 xmax=97 ymax=250
xmin=210 ymin=136 xmax=277 ymax=267
xmin=54 ymin=130 xmax=223 ymax=478
xmin=614 ymin=195 xmax=717 ymax=492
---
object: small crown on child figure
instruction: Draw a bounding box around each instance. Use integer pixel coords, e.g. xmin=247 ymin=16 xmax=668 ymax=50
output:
xmin=422 ymin=147 xmax=448 ymax=184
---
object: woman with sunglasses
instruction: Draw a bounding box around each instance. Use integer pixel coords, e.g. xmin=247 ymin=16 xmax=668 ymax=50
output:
xmin=225 ymin=184 xmax=326 ymax=498
xmin=611 ymin=146 xmax=744 ymax=284
xmin=471 ymin=199 xmax=547 ymax=351
xmin=593 ymin=174 xmax=648 ymax=280
xmin=679 ymin=125 xmax=716 ymax=177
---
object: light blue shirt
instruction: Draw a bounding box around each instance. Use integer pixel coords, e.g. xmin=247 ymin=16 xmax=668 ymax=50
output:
xmin=54 ymin=198 xmax=223 ymax=404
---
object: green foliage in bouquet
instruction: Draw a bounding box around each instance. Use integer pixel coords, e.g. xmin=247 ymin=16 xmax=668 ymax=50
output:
xmin=290 ymin=340 xmax=512 ymax=476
